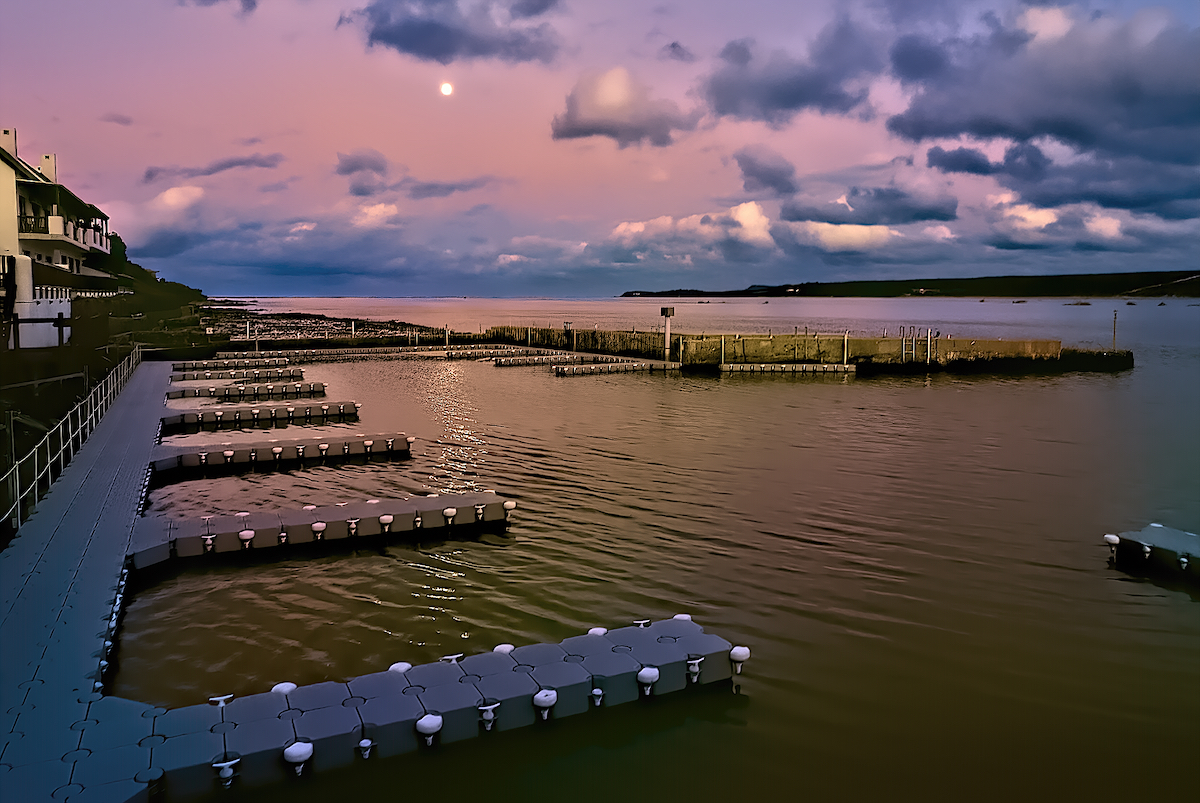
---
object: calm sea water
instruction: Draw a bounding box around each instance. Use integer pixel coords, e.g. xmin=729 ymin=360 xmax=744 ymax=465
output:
xmin=119 ymin=298 xmax=1199 ymax=801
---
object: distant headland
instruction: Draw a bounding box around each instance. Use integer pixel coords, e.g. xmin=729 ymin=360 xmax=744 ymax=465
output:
xmin=622 ymin=270 xmax=1199 ymax=299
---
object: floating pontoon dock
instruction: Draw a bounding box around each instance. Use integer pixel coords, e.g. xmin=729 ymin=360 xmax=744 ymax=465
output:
xmin=2 ymin=358 xmax=750 ymax=801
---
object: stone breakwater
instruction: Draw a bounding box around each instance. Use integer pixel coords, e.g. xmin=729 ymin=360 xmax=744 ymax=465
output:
xmin=484 ymin=326 xmax=1131 ymax=373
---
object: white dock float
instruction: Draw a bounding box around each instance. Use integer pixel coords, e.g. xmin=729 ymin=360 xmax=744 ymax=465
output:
xmin=149 ymin=432 xmax=414 ymax=483
xmin=173 ymin=358 xmax=289 ymax=370
xmin=129 ymin=492 xmax=517 ymax=568
xmin=159 ymin=401 xmax=361 ymax=433
xmin=720 ymin=363 xmax=856 ymax=374
xmin=553 ymin=362 xmax=681 ymax=376
xmin=165 ymin=382 xmax=327 ymax=401
xmin=215 ymin=346 xmax=554 ymax=364
xmin=169 ymin=367 xmax=304 ymax=382
xmin=495 ymin=354 xmax=611 ymax=367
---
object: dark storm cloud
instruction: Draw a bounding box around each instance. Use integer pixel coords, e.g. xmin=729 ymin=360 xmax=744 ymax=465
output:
xmin=183 ymin=0 xmax=257 ymax=12
xmin=886 ymin=14 xmax=1200 ymax=166
xmin=929 ymin=142 xmax=1200 ymax=219
xmin=703 ymin=18 xmax=885 ymax=125
xmin=733 ymin=146 xmax=798 ymax=195
xmin=509 ymin=0 xmax=558 ymax=19
xmin=870 ymin=0 xmax=962 ymax=25
xmin=1000 ymin=141 xmax=1049 ymax=182
xmin=1004 ymin=155 xmax=1200 ymax=220
xmin=552 ymin=70 xmax=699 ymax=147
xmin=889 ymin=34 xmax=948 ymax=81
xmin=660 ymin=41 xmax=697 ymax=62
xmin=926 ymin=145 xmax=995 ymax=175
xmin=129 ymin=229 xmax=199 ymax=259
xmin=142 ymin=153 xmax=283 ymax=183
xmin=348 ymin=175 xmax=387 ymax=197
xmin=395 ymin=175 xmax=496 ymax=199
xmin=986 ymin=237 xmax=1052 ymax=251
xmin=335 ymin=148 xmax=389 ymax=176
xmin=336 ymin=149 xmax=390 ymax=196
xmin=888 ymin=12 xmax=1200 ymax=226
xmin=354 ymin=0 xmax=559 ymax=65
xmin=100 ymin=113 xmax=133 ymax=126
xmin=718 ymin=39 xmax=753 ymax=67
xmin=333 ymin=146 xmax=495 ymax=199
xmin=781 ymin=186 xmax=957 ymax=225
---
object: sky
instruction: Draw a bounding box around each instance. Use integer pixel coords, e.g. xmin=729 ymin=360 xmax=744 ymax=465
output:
xmin=2 ymin=0 xmax=1198 ymax=297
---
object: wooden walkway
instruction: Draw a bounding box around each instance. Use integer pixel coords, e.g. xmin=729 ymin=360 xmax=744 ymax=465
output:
xmin=1 ymin=361 xmax=171 ymax=801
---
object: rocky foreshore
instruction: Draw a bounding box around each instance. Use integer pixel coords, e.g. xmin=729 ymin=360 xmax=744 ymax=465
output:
xmin=200 ymin=306 xmax=444 ymax=341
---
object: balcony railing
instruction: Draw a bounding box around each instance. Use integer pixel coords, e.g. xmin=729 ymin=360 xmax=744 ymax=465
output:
xmin=18 ymin=215 xmax=49 ymax=234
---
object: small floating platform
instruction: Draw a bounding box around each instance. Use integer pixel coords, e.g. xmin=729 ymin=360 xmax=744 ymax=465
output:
xmin=721 ymin=362 xmax=855 ymax=374
xmin=149 ymin=432 xmax=414 ymax=483
xmin=165 ymin=382 xmax=327 ymax=400
xmin=173 ymin=358 xmax=289 ymax=370
xmin=554 ymin=362 xmax=681 ymax=376
xmin=130 ymin=492 xmax=516 ymax=568
xmin=444 ymin=348 xmax=544 ymax=360
xmin=216 ymin=346 xmax=552 ymax=364
xmin=169 ymin=368 xmax=304 ymax=382
xmin=497 ymin=354 xmax=619 ymax=366
xmin=159 ymin=401 xmax=360 ymax=433
xmin=1104 ymin=523 xmax=1198 ymax=580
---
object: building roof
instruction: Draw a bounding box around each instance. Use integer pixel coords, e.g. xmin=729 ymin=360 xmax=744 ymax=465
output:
xmin=2 ymin=144 xmax=109 ymax=222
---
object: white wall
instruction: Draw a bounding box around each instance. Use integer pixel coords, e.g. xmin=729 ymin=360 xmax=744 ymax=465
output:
xmin=6 ymin=255 xmax=74 ymax=348
xmin=0 ymin=157 xmax=18 ymax=260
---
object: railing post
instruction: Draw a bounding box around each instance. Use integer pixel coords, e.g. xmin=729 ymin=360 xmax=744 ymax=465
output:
xmin=31 ymin=444 xmax=38 ymax=514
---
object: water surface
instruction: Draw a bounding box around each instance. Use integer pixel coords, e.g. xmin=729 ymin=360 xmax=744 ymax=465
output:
xmin=119 ymin=298 xmax=1199 ymax=801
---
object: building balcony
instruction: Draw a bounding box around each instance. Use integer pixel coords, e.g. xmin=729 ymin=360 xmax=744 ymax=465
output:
xmin=18 ymin=215 xmax=109 ymax=253
xmin=18 ymin=215 xmax=49 ymax=234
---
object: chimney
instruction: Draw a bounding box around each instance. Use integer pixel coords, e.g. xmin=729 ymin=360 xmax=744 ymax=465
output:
xmin=0 ymin=127 xmax=15 ymax=156
xmin=40 ymin=154 xmax=58 ymax=182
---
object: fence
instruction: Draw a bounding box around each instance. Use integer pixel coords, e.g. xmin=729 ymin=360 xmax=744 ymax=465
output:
xmin=486 ymin=326 xmax=670 ymax=359
xmin=2 ymin=345 xmax=142 ymax=534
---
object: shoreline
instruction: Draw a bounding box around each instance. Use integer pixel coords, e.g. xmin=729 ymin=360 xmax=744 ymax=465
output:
xmin=621 ymin=269 xmax=1200 ymax=299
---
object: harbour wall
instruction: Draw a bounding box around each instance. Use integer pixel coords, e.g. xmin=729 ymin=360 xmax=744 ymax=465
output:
xmin=485 ymin=326 xmax=1065 ymax=368
xmin=677 ymin=334 xmax=1063 ymax=367
xmin=486 ymin=325 xmax=665 ymax=359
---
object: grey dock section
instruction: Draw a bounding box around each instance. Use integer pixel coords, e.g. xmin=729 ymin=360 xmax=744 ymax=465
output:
xmin=149 ymin=432 xmax=414 ymax=483
xmin=554 ymin=362 xmax=681 ymax=376
xmin=721 ymin=362 xmax=855 ymax=374
xmin=1104 ymin=523 xmax=1198 ymax=580
xmin=497 ymin=354 xmax=619 ymax=367
xmin=216 ymin=346 xmax=559 ymax=364
xmin=51 ymin=616 xmax=745 ymax=800
xmin=165 ymin=382 xmax=327 ymax=400
xmin=1 ymin=359 xmax=753 ymax=802
xmin=169 ymin=368 xmax=304 ymax=382
xmin=128 ymin=492 xmax=516 ymax=569
xmin=173 ymin=359 xmax=289 ymax=370
xmin=159 ymin=400 xmax=360 ymax=433
xmin=1 ymin=361 xmax=172 ymax=803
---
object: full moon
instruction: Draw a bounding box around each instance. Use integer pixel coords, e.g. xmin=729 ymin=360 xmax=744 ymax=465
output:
xmin=440 ymin=82 xmax=453 ymax=96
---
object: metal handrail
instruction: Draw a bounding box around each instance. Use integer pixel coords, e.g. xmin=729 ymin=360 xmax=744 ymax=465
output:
xmin=2 ymin=344 xmax=142 ymax=533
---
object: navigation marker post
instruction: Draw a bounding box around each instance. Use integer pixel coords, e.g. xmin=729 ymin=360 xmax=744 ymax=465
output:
xmin=661 ymin=307 xmax=674 ymax=361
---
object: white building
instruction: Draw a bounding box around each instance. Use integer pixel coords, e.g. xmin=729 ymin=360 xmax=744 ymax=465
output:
xmin=1 ymin=127 xmax=117 ymax=349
